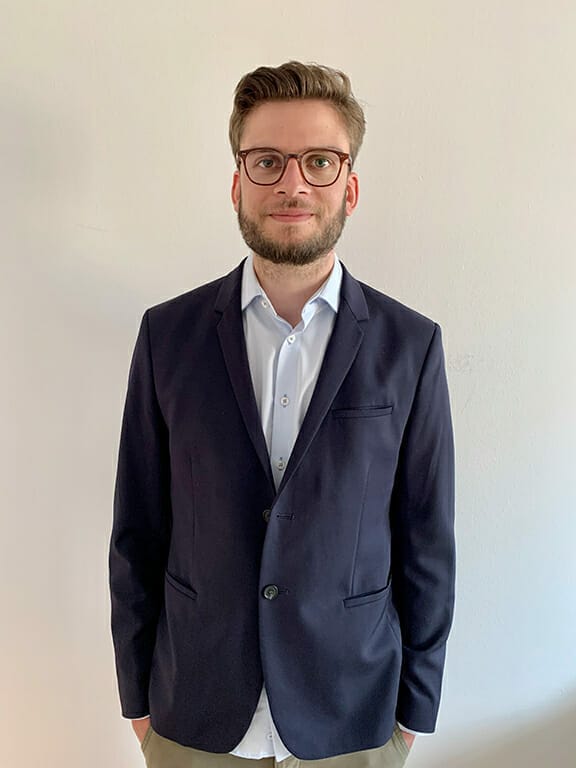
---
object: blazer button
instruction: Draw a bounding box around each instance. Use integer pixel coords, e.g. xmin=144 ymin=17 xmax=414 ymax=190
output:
xmin=262 ymin=585 xmax=279 ymax=600
xmin=263 ymin=509 xmax=271 ymax=523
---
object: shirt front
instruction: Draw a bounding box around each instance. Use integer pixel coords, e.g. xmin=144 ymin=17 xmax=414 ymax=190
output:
xmin=230 ymin=252 xmax=341 ymax=760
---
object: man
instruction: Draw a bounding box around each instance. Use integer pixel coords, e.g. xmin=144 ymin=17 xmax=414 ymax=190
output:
xmin=109 ymin=61 xmax=455 ymax=768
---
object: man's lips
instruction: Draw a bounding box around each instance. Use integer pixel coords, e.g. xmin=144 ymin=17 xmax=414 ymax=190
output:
xmin=269 ymin=212 xmax=314 ymax=222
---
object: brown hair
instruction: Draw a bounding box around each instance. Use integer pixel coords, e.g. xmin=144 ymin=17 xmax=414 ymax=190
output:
xmin=229 ymin=61 xmax=366 ymax=165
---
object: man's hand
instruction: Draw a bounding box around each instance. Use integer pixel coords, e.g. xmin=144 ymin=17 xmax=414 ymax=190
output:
xmin=131 ymin=716 xmax=151 ymax=745
xmin=400 ymin=731 xmax=416 ymax=750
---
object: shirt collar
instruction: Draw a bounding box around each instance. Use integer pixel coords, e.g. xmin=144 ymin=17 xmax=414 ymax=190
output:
xmin=241 ymin=253 xmax=342 ymax=314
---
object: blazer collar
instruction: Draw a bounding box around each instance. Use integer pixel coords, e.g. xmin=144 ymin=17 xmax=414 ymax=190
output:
xmin=214 ymin=257 xmax=368 ymax=320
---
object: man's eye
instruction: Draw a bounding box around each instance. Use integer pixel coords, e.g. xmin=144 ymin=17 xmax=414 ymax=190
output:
xmin=306 ymin=155 xmax=333 ymax=169
xmin=251 ymin=155 xmax=282 ymax=169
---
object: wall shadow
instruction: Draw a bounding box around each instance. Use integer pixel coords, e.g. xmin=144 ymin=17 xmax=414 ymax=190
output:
xmin=416 ymin=693 xmax=576 ymax=768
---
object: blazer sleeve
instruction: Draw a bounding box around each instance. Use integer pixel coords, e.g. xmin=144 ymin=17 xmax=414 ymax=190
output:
xmin=109 ymin=310 xmax=172 ymax=718
xmin=390 ymin=322 xmax=456 ymax=733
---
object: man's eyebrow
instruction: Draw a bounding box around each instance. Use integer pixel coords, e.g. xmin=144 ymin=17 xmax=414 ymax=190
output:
xmin=241 ymin=145 xmax=348 ymax=153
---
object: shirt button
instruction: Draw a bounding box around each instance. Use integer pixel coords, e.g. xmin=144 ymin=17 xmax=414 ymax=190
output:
xmin=287 ymin=334 xmax=296 ymax=344
xmin=267 ymin=733 xmax=273 ymax=740
xmin=261 ymin=299 xmax=269 ymax=308
xmin=276 ymin=459 xmax=285 ymax=471
xmin=280 ymin=395 xmax=289 ymax=407
xmin=262 ymin=585 xmax=279 ymax=600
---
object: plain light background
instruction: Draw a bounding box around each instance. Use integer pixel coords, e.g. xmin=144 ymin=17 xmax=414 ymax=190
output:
xmin=2 ymin=2 xmax=575 ymax=766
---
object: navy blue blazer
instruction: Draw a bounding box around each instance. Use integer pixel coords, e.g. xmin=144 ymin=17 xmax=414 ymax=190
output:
xmin=109 ymin=260 xmax=455 ymax=760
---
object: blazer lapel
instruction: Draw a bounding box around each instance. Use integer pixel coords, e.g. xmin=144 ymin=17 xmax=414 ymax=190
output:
xmin=276 ymin=266 xmax=369 ymax=497
xmin=215 ymin=262 xmax=275 ymax=489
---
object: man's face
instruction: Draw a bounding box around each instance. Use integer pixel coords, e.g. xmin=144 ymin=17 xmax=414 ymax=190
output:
xmin=231 ymin=100 xmax=359 ymax=266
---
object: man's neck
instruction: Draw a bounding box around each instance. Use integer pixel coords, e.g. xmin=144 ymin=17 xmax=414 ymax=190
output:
xmin=252 ymin=252 xmax=335 ymax=329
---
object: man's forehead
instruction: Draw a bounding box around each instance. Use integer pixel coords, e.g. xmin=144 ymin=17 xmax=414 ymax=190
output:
xmin=240 ymin=100 xmax=350 ymax=152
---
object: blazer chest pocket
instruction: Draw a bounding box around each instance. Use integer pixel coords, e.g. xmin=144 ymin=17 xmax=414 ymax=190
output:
xmin=165 ymin=570 xmax=198 ymax=600
xmin=332 ymin=405 xmax=393 ymax=419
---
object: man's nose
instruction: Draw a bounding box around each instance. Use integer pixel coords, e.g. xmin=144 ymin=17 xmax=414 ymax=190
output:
xmin=275 ymin=157 xmax=310 ymax=194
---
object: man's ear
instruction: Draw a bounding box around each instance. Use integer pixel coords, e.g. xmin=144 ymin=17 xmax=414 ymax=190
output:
xmin=231 ymin=170 xmax=240 ymax=212
xmin=345 ymin=171 xmax=359 ymax=216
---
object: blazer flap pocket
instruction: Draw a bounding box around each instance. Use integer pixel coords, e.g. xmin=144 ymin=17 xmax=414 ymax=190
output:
xmin=165 ymin=570 xmax=198 ymax=600
xmin=343 ymin=583 xmax=391 ymax=608
xmin=332 ymin=405 xmax=393 ymax=419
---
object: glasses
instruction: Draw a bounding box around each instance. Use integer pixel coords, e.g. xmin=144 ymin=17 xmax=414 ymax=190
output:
xmin=237 ymin=147 xmax=351 ymax=187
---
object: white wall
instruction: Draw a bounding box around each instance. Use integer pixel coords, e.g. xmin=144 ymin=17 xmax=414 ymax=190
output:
xmin=2 ymin=2 xmax=575 ymax=766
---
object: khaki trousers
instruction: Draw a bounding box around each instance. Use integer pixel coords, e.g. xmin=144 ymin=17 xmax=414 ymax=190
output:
xmin=141 ymin=724 xmax=410 ymax=768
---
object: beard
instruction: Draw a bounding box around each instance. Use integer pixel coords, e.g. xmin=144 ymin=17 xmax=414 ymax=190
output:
xmin=237 ymin=196 xmax=348 ymax=267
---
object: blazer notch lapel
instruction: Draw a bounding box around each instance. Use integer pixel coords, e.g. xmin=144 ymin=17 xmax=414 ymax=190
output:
xmin=215 ymin=265 xmax=274 ymax=490
xmin=275 ymin=275 xmax=368 ymax=497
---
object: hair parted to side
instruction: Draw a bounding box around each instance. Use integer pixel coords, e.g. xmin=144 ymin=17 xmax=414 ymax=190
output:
xmin=229 ymin=61 xmax=366 ymax=165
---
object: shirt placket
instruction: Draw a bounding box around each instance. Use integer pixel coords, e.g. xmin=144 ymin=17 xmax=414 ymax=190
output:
xmin=270 ymin=326 xmax=300 ymax=490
